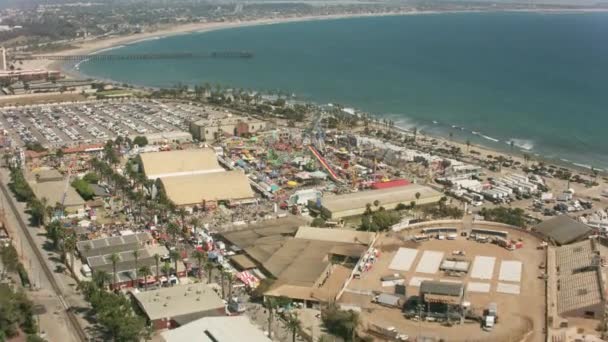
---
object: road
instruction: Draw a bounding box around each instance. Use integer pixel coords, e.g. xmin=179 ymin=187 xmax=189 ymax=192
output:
xmin=0 ymin=168 xmax=91 ymax=342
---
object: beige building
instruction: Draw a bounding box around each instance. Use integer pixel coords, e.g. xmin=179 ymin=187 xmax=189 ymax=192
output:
xmin=138 ymin=149 xmax=224 ymax=179
xmin=31 ymin=179 xmax=85 ymax=213
xmin=158 ymin=170 xmax=255 ymax=207
xmin=189 ymin=115 xmax=266 ymax=141
xmin=316 ymin=184 xmax=443 ymax=219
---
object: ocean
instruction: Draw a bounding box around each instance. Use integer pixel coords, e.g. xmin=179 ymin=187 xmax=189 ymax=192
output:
xmin=78 ymin=12 xmax=608 ymax=168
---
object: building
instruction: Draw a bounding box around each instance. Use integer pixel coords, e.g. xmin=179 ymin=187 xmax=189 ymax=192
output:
xmin=30 ymin=179 xmax=85 ymax=214
xmin=138 ymin=149 xmax=224 ymax=179
xmin=76 ymin=232 xmax=152 ymax=258
xmin=189 ymin=115 xmax=266 ymax=141
xmin=548 ymin=239 xmax=606 ymax=324
xmin=0 ymin=69 xmax=60 ymax=82
xmin=315 ymin=184 xmax=443 ymax=219
xmin=132 ymin=283 xmax=225 ymax=330
xmin=158 ymin=170 xmax=255 ymax=207
xmin=223 ymin=225 xmax=373 ymax=308
xmin=83 ymin=242 xmax=185 ymax=290
xmin=161 ymin=316 xmax=271 ymax=342
xmin=533 ymin=215 xmax=593 ymax=246
xmin=419 ymin=280 xmax=465 ymax=320
xmin=130 ymin=131 xmax=192 ymax=145
xmin=31 ymin=168 xmax=63 ymax=183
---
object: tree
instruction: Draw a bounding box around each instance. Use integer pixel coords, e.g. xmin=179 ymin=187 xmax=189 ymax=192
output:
xmin=63 ymin=232 xmax=77 ymax=274
xmin=191 ymin=250 xmax=205 ymax=281
xmin=466 ymin=139 xmax=471 ymax=153
xmin=415 ymin=192 xmax=421 ymax=201
xmin=133 ymin=136 xmax=148 ymax=147
xmin=110 ymin=253 xmax=120 ymax=290
xmin=139 ymin=266 xmax=151 ymax=291
xmin=132 ymin=250 xmax=140 ymax=287
xmin=154 ymin=253 xmax=161 ymax=284
xmin=265 ymin=297 xmax=278 ymax=338
xmin=166 ymin=222 xmax=180 ymax=245
xmin=204 ymin=262 xmax=214 ymax=284
xmin=321 ymin=303 xmax=360 ymax=342
xmin=170 ymin=249 xmax=181 ymax=280
xmin=286 ymin=312 xmax=301 ymax=342
xmin=311 ymin=217 xmax=325 ymax=227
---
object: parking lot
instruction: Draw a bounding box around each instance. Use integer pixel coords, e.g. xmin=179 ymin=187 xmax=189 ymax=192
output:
xmin=0 ymin=99 xmax=206 ymax=147
xmin=340 ymin=225 xmax=546 ymax=342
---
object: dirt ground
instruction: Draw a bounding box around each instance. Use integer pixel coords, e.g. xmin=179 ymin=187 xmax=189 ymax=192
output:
xmin=340 ymin=225 xmax=546 ymax=342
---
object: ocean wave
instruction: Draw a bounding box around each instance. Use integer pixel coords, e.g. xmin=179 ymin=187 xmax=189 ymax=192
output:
xmin=573 ymin=163 xmax=593 ymax=170
xmin=480 ymin=134 xmax=499 ymax=142
xmin=74 ymin=58 xmax=90 ymax=70
xmin=90 ymin=45 xmax=126 ymax=55
xmin=507 ymin=138 xmax=534 ymax=151
xmin=127 ymin=36 xmax=162 ymax=45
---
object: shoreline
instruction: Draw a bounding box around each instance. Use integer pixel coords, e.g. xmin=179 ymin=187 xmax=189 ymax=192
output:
xmin=29 ymin=8 xmax=608 ymax=174
xmin=34 ymin=7 xmax=608 ymax=73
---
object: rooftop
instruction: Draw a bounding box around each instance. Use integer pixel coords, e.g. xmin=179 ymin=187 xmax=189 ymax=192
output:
xmin=159 ymin=170 xmax=255 ymax=206
xmin=420 ymin=280 xmax=464 ymax=297
xmin=161 ymin=316 xmax=270 ymax=342
xmin=321 ymin=184 xmax=442 ymax=214
xmin=534 ymin=215 xmax=593 ymax=246
xmin=139 ymin=149 xmax=223 ymax=179
xmin=554 ymin=239 xmax=605 ymax=315
xmin=76 ymin=232 xmax=152 ymax=258
xmin=295 ymin=226 xmax=374 ymax=245
xmin=132 ymin=283 xmax=225 ymax=321
xmin=31 ymin=180 xmax=85 ymax=209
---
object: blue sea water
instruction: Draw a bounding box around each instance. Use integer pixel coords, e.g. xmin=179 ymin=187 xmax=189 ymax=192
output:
xmin=79 ymin=12 xmax=608 ymax=168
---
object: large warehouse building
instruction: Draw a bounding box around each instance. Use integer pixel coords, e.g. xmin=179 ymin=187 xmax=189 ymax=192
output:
xmin=138 ymin=149 xmax=256 ymax=207
xmin=315 ymin=184 xmax=443 ymax=219
xmin=158 ymin=170 xmax=256 ymax=206
xmin=138 ymin=149 xmax=224 ymax=179
xmin=189 ymin=115 xmax=266 ymax=141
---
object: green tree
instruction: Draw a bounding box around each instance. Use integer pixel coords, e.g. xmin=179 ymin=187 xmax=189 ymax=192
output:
xmin=286 ymin=312 xmax=301 ymax=342
xmin=132 ymin=136 xmax=148 ymax=147
xmin=170 ymin=249 xmax=181 ymax=279
xmin=139 ymin=266 xmax=151 ymax=291
xmin=191 ymin=250 xmax=205 ymax=281
xmin=109 ymin=253 xmax=120 ymax=290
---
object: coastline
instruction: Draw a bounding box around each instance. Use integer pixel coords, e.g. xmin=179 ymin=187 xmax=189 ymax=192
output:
xmin=32 ymin=9 xmax=607 ymax=175
xmin=36 ymin=7 xmax=608 ymax=74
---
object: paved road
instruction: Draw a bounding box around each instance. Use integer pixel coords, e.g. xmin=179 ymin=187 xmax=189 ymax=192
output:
xmin=0 ymin=168 xmax=92 ymax=341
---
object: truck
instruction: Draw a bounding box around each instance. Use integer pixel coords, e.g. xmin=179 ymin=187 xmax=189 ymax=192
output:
xmin=483 ymin=303 xmax=498 ymax=331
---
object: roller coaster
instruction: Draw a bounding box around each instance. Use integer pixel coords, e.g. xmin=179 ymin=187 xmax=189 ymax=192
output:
xmin=11 ymin=51 xmax=253 ymax=61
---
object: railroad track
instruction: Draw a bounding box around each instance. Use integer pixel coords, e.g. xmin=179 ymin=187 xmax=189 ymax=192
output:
xmin=0 ymin=178 xmax=88 ymax=342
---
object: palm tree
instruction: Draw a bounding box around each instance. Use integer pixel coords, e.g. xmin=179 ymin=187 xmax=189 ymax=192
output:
xmin=139 ymin=266 xmax=152 ymax=291
xmin=178 ymin=208 xmax=187 ymax=232
xmin=286 ymin=312 xmax=301 ymax=342
xmin=63 ymin=232 xmax=77 ymax=274
xmin=265 ymin=297 xmax=277 ymax=338
xmin=343 ymin=310 xmax=360 ymax=342
xmin=170 ymin=249 xmax=181 ymax=279
xmin=133 ymin=250 xmax=140 ymax=287
xmin=412 ymin=127 xmax=418 ymax=142
xmin=189 ymin=217 xmax=200 ymax=237
xmin=167 ymin=222 xmax=180 ymax=245
xmin=204 ymin=262 xmax=214 ymax=284
xmin=154 ymin=253 xmax=161 ymax=284
xmin=92 ymin=270 xmax=111 ymax=289
xmin=161 ymin=261 xmax=172 ymax=281
xmin=415 ymin=192 xmax=421 ymax=203
xmin=466 ymin=139 xmax=471 ymax=153
xmin=110 ymin=253 xmax=120 ymax=290
xmin=191 ymin=250 xmax=205 ymax=281
xmin=225 ymin=271 xmax=235 ymax=300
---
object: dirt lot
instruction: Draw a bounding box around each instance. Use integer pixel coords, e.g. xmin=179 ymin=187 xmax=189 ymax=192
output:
xmin=340 ymin=225 xmax=546 ymax=342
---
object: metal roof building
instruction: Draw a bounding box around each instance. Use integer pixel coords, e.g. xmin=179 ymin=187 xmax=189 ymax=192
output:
xmin=161 ymin=316 xmax=270 ymax=342
xmin=158 ymin=170 xmax=255 ymax=206
xmin=316 ymin=184 xmax=443 ymax=219
xmin=76 ymin=232 xmax=152 ymax=258
xmin=30 ymin=180 xmax=85 ymax=213
xmin=552 ymin=240 xmax=606 ymax=319
xmin=132 ymin=283 xmax=225 ymax=330
xmin=533 ymin=215 xmax=593 ymax=246
xmin=139 ymin=149 xmax=224 ymax=179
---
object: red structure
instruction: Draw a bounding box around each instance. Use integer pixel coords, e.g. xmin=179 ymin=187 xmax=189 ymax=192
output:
xmin=371 ymin=179 xmax=410 ymax=190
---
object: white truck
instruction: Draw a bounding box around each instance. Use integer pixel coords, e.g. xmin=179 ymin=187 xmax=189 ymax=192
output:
xmin=483 ymin=303 xmax=498 ymax=331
